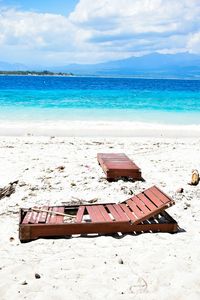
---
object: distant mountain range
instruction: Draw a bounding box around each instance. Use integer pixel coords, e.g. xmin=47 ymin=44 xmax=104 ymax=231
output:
xmin=1 ymin=52 xmax=200 ymax=78
xmin=0 ymin=61 xmax=27 ymax=71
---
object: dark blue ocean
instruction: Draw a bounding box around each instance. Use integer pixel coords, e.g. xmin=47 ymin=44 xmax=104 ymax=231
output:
xmin=0 ymin=75 xmax=200 ymax=124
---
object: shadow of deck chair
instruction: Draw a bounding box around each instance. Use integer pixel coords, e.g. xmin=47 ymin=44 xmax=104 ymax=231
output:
xmin=19 ymin=185 xmax=178 ymax=242
xmin=97 ymin=153 xmax=142 ymax=181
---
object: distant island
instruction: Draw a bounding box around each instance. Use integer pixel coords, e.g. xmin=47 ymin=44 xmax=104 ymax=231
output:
xmin=0 ymin=70 xmax=74 ymax=76
xmin=0 ymin=52 xmax=200 ymax=78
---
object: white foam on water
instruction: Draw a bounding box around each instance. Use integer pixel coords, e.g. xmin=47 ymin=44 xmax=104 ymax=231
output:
xmin=0 ymin=120 xmax=200 ymax=137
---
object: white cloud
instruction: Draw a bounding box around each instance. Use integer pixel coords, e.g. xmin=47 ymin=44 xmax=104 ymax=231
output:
xmin=0 ymin=9 xmax=75 ymax=49
xmin=0 ymin=0 xmax=200 ymax=65
xmin=69 ymin=0 xmax=200 ymax=59
xmin=187 ymin=32 xmax=200 ymax=53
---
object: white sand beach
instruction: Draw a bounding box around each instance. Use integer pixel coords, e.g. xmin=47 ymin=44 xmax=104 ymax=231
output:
xmin=0 ymin=132 xmax=200 ymax=299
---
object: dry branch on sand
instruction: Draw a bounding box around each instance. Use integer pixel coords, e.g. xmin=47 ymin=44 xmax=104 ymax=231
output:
xmin=0 ymin=180 xmax=18 ymax=200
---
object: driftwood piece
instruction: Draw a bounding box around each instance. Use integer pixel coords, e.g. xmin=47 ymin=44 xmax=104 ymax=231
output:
xmin=0 ymin=180 xmax=18 ymax=200
xmin=61 ymin=197 xmax=98 ymax=206
xmin=188 ymin=169 xmax=199 ymax=186
xmin=31 ymin=207 xmax=76 ymax=218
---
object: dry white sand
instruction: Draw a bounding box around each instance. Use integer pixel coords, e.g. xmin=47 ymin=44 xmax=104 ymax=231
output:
xmin=0 ymin=135 xmax=200 ymax=300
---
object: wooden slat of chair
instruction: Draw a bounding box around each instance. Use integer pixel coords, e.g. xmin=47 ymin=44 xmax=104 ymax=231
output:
xmin=106 ymin=204 xmax=125 ymax=221
xmin=112 ymin=204 xmax=130 ymax=221
xmin=48 ymin=207 xmax=58 ymax=224
xmin=38 ymin=206 xmax=49 ymax=223
xmin=126 ymin=199 xmax=145 ymax=219
xmin=92 ymin=206 xmax=107 ymax=222
xmin=136 ymin=193 xmax=157 ymax=211
xmin=150 ymin=186 xmax=174 ymax=205
xmin=93 ymin=205 xmax=109 ymax=222
xmin=102 ymin=157 xmax=129 ymax=161
xmin=98 ymin=153 xmax=127 ymax=159
xmin=76 ymin=206 xmax=85 ymax=223
xmin=86 ymin=205 xmax=104 ymax=222
xmin=119 ymin=203 xmax=137 ymax=222
xmin=105 ymin=162 xmax=136 ymax=169
xmin=46 ymin=207 xmax=53 ymax=223
xmin=22 ymin=211 xmax=33 ymax=224
xmin=97 ymin=205 xmax=112 ymax=222
xmin=132 ymin=196 xmax=151 ymax=214
xmin=29 ymin=208 xmax=38 ymax=224
xmin=55 ymin=207 xmax=65 ymax=224
xmin=143 ymin=190 xmax=163 ymax=207
xmin=35 ymin=209 xmax=42 ymax=224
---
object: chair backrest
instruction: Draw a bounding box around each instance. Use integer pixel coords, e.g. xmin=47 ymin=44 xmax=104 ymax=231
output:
xmin=120 ymin=185 xmax=175 ymax=224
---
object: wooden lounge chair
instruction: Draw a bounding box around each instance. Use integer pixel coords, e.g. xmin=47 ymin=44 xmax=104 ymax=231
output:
xmin=19 ymin=186 xmax=178 ymax=242
xmin=97 ymin=153 xmax=142 ymax=181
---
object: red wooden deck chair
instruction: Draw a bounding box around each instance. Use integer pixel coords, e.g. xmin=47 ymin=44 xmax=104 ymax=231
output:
xmin=19 ymin=186 xmax=178 ymax=242
xmin=97 ymin=153 xmax=142 ymax=181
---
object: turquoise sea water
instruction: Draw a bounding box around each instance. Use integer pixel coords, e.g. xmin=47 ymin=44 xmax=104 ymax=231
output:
xmin=0 ymin=76 xmax=200 ymax=124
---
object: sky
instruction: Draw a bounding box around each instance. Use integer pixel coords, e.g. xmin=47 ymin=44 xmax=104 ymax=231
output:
xmin=0 ymin=0 xmax=200 ymax=66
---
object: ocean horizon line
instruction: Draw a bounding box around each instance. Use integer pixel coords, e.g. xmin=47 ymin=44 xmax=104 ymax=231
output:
xmin=1 ymin=73 xmax=200 ymax=80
